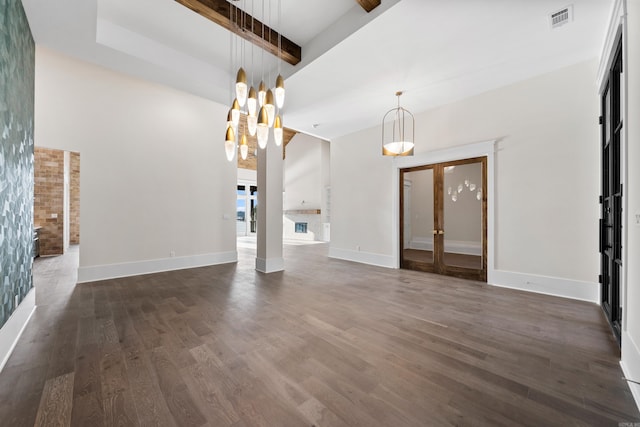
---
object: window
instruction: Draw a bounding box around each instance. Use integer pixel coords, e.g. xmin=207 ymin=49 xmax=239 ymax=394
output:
xmin=295 ymin=222 xmax=308 ymax=233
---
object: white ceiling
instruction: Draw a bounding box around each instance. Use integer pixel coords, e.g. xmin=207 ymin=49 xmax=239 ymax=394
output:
xmin=21 ymin=0 xmax=613 ymax=140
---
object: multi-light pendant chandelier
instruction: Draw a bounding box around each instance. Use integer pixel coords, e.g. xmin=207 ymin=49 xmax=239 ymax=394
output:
xmin=225 ymin=0 xmax=286 ymax=162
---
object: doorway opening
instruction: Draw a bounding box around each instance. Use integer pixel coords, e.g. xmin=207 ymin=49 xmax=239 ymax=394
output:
xmin=236 ymin=182 xmax=258 ymax=238
xmin=33 ymin=147 xmax=80 ymax=257
xmin=400 ymin=157 xmax=487 ymax=282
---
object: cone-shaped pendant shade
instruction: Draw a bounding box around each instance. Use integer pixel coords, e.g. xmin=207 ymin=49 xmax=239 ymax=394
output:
xmin=264 ymin=89 xmax=275 ymax=127
xmin=247 ymin=86 xmax=258 ymax=116
xmin=239 ymin=133 xmax=248 ymax=160
xmin=231 ymin=98 xmax=241 ymax=128
xmin=224 ymin=126 xmax=236 ymax=162
xmin=235 ymin=68 xmax=248 ymax=107
xmin=247 ymin=114 xmax=257 ymax=136
xmin=258 ymin=80 xmax=267 ymax=107
xmin=257 ymin=106 xmax=269 ymax=149
xmin=273 ymin=115 xmax=283 ymax=146
xmin=226 ymin=109 xmax=233 ymax=130
xmin=275 ymin=74 xmax=285 ymax=109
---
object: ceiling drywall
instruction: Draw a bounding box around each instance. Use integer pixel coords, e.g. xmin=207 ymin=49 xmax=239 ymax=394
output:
xmin=21 ymin=0 xmax=613 ymax=140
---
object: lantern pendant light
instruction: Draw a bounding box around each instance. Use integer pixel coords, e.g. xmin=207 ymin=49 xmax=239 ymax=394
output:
xmin=273 ymin=115 xmax=283 ymax=146
xmin=382 ymin=91 xmax=415 ymax=156
xmin=256 ymin=106 xmax=269 ymax=149
xmin=225 ymin=125 xmax=236 ymax=161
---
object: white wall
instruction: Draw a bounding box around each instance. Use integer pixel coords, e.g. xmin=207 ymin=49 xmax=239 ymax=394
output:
xmin=622 ymin=0 xmax=640 ymax=408
xmin=284 ymin=133 xmax=325 ymax=210
xmin=331 ymin=59 xmax=600 ymax=288
xmin=35 ymin=48 xmax=237 ymax=281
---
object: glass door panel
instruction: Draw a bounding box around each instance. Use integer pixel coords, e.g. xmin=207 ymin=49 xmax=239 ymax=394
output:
xmin=401 ymin=168 xmax=434 ymax=270
xmin=400 ymin=158 xmax=487 ymax=281
xmin=442 ymin=162 xmax=483 ymax=270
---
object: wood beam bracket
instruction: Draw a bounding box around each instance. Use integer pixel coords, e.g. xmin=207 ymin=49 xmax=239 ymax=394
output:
xmin=355 ymin=0 xmax=381 ymax=13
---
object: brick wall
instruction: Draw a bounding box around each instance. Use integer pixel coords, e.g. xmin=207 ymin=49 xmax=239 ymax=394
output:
xmin=70 ymin=152 xmax=80 ymax=244
xmin=34 ymin=147 xmax=64 ymax=255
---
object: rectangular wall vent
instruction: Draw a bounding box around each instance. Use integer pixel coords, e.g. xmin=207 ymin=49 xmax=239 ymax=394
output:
xmin=550 ymin=5 xmax=573 ymax=29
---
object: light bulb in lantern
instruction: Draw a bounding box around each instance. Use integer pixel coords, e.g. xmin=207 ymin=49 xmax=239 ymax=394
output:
xmin=235 ymin=68 xmax=248 ymax=107
xmin=247 ymin=86 xmax=257 ymax=116
xmin=239 ymin=133 xmax=248 ymax=160
xmin=231 ymin=98 xmax=240 ymax=128
xmin=224 ymin=126 xmax=236 ymax=162
xmin=247 ymin=113 xmax=257 ymax=136
xmin=273 ymin=115 xmax=283 ymax=146
xmin=275 ymin=74 xmax=285 ymax=109
xmin=264 ymin=89 xmax=275 ymax=127
xmin=258 ymin=81 xmax=267 ymax=107
xmin=256 ymin=106 xmax=269 ymax=149
xmin=470 ymin=183 xmax=476 ymax=191
xmin=457 ymin=184 xmax=463 ymax=193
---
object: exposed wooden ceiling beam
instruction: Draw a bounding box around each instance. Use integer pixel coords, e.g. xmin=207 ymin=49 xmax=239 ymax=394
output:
xmin=355 ymin=0 xmax=381 ymax=13
xmin=175 ymin=0 xmax=302 ymax=65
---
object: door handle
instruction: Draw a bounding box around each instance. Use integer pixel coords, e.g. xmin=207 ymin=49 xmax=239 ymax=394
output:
xmin=432 ymin=230 xmax=445 ymax=235
xmin=432 ymin=230 xmax=438 ymax=235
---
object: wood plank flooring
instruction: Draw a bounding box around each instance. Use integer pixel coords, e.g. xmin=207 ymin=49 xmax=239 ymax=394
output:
xmin=1 ymin=243 xmax=639 ymax=426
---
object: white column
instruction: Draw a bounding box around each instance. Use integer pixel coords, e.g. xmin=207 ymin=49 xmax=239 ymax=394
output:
xmin=255 ymin=138 xmax=284 ymax=273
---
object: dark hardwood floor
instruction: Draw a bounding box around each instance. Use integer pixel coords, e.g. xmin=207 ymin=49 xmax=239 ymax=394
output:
xmin=0 ymin=243 xmax=638 ymax=426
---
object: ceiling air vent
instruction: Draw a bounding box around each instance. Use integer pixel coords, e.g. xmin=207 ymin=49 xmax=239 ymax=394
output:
xmin=550 ymin=5 xmax=573 ymax=29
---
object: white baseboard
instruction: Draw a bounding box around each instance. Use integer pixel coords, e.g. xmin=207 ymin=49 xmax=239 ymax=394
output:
xmin=328 ymin=247 xmax=395 ymax=269
xmin=409 ymin=237 xmax=433 ymax=251
xmin=621 ymin=330 xmax=640 ymax=413
xmin=77 ymin=251 xmax=238 ymax=283
xmin=255 ymin=257 xmax=284 ymax=273
xmin=445 ymin=240 xmax=481 ymax=256
xmin=408 ymin=238 xmax=481 ymax=256
xmin=489 ymin=270 xmax=599 ymax=303
xmin=0 ymin=289 xmax=36 ymax=373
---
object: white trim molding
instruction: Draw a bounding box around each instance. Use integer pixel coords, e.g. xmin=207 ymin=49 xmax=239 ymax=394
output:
xmin=255 ymin=257 xmax=285 ymax=273
xmin=596 ymin=0 xmax=625 ymax=92
xmin=0 ymin=289 xmax=36 ymax=373
xmin=328 ymin=247 xmax=395 ymax=269
xmin=621 ymin=330 xmax=640 ymax=412
xmin=489 ymin=270 xmax=599 ymax=303
xmin=408 ymin=237 xmax=481 ymax=256
xmin=77 ymin=251 xmax=238 ymax=283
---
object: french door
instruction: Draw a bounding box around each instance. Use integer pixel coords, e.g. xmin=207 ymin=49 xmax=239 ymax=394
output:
xmin=400 ymin=157 xmax=487 ymax=281
xmin=600 ymin=35 xmax=623 ymax=344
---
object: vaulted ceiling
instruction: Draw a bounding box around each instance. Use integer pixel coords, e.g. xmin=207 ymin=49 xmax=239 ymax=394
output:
xmin=22 ymin=0 xmax=613 ymax=140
